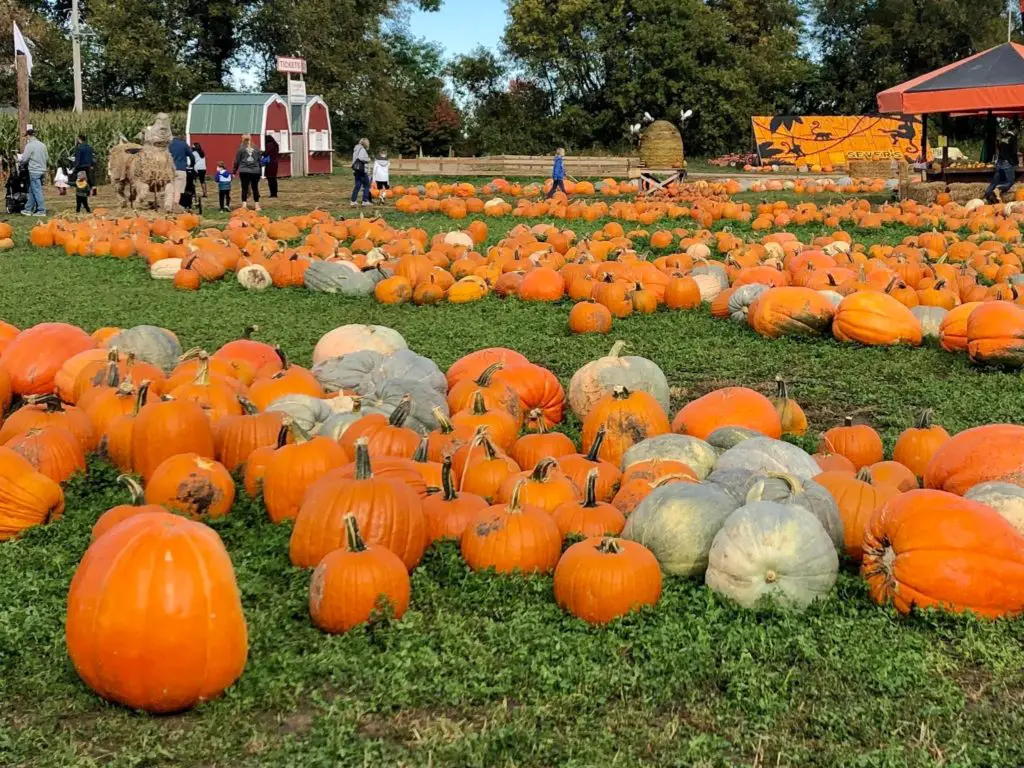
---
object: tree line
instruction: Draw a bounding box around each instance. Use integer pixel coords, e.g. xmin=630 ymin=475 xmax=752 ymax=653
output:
xmin=0 ymin=0 xmax=1014 ymax=157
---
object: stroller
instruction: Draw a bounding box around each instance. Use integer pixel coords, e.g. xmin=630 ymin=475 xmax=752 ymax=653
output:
xmin=4 ymin=156 xmax=28 ymax=214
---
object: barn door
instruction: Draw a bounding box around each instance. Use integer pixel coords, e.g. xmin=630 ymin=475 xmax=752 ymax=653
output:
xmin=293 ymin=134 xmax=306 ymax=177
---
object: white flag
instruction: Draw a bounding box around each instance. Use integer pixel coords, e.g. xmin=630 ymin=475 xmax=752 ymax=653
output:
xmin=13 ymin=22 xmax=32 ymax=76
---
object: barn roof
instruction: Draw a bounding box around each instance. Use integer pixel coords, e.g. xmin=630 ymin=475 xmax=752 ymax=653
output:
xmin=188 ymin=92 xmax=282 ymax=135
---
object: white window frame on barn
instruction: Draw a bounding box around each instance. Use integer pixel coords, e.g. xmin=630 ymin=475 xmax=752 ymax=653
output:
xmin=309 ymin=130 xmax=331 ymax=152
xmin=267 ymin=130 xmax=291 ymax=154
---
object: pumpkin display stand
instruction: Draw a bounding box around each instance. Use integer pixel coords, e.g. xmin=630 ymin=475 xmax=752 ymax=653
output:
xmin=632 ymin=120 xmax=687 ymax=194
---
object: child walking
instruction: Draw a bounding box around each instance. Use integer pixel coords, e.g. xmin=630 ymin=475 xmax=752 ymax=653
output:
xmin=373 ymin=151 xmax=390 ymax=204
xmin=74 ymin=170 xmax=90 ymax=213
xmin=215 ymin=162 xmax=232 ymax=212
xmin=54 ymin=166 xmax=69 ymax=196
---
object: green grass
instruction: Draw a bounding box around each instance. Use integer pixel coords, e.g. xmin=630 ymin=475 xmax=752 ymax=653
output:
xmin=2 ymin=201 xmax=1024 ymax=767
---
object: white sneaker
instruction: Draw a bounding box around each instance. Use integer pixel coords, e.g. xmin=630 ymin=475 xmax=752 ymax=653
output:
xmin=361 ymin=201 xmax=372 ymax=207
xmin=34 ymin=211 xmax=46 ymax=216
xmin=20 ymin=210 xmax=31 ymax=216
xmin=350 ymin=201 xmax=358 ymax=207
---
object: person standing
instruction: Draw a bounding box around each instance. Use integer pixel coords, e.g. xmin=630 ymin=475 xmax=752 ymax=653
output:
xmin=20 ymin=127 xmax=48 ymax=216
xmin=984 ymin=130 xmax=1018 ymax=204
xmin=545 ymin=148 xmax=570 ymax=200
xmin=215 ymin=162 xmax=232 ymax=212
xmin=73 ymin=134 xmax=96 ymax=196
xmin=233 ymin=134 xmax=262 ymax=211
xmin=372 ymin=151 xmax=391 ymax=205
xmin=167 ymin=133 xmax=192 ymax=210
xmin=74 ymin=171 xmax=91 ymax=214
xmin=263 ymin=134 xmax=280 ymax=199
xmin=192 ymin=142 xmax=207 ymax=197
xmin=351 ymin=138 xmax=372 ymax=207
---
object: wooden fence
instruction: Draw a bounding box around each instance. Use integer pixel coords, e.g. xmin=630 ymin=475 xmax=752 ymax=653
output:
xmin=389 ymin=155 xmax=637 ymax=178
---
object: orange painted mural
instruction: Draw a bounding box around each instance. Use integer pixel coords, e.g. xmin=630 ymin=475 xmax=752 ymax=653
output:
xmin=751 ymin=115 xmax=932 ymax=168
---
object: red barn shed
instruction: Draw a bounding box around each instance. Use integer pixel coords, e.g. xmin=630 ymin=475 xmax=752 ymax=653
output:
xmin=289 ymin=95 xmax=334 ymax=175
xmin=186 ymin=93 xmax=293 ymax=177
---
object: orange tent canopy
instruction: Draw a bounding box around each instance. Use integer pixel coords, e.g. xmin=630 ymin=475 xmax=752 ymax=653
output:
xmin=877 ymin=43 xmax=1024 ymax=115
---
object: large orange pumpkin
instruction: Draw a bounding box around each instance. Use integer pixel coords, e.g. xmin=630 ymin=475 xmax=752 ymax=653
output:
xmin=832 ymin=292 xmax=922 ymax=347
xmin=924 ymin=424 xmax=1024 ymax=494
xmin=0 ymin=322 xmax=96 ymax=396
xmin=671 ymin=387 xmax=782 ymax=440
xmin=862 ymin=490 xmax=1024 ymax=617
xmin=0 ymin=446 xmax=65 ymax=540
xmin=66 ymin=512 xmax=248 ymax=712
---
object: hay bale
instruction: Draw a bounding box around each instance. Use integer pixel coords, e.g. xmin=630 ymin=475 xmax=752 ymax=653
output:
xmin=142 ymin=113 xmax=172 ymax=147
xmin=905 ymin=182 xmax=945 ymax=204
xmin=640 ymin=120 xmax=684 ymax=169
xmin=107 ymin=142 xmax=141 ymax=184
xmin=948 ymin=183 xmax=989 ymax=205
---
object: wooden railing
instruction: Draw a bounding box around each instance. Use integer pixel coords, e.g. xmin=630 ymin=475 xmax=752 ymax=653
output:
xmin=389 ymin=155 xmax=638 ymax=178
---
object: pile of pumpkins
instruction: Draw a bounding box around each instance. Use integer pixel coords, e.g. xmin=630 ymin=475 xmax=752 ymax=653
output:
xmin=2 ymin=319 xmax=1024 ymax=716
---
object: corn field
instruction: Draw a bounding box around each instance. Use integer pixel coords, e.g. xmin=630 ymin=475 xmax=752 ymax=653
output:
xmin=0 ymin=110 xmax=186 ymax=179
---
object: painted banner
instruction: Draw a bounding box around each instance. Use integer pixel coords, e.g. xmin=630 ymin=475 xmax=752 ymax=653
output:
xmin=751 ymin=115 xmax=930 ymax=167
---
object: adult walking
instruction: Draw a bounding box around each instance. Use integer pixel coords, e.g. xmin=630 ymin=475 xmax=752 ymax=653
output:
xmin=984 ymin=130 xmax=1018 ymax=204
xmin=233 ymin=134 xmax=262 ymax=211
xmin=192 ymin=142 xmax=207 ymax=197
xmin=351 ymin=138 xmax=372 ymax=207
xmin=20 ymin=127 xmax=48 ymax=217
xmin=73 ymin=134 xmax=96 ymax=197
xmin=167 ymin=133 xmax=192 ymax=210
xmin=263 ymin=134 xmax=280 ymax=199
xmin=545 ymin=148 xmax=574 ymax=199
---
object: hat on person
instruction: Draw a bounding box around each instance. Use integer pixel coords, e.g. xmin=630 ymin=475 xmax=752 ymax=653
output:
xmin=25 ymin=125 xmax=33 ymax=135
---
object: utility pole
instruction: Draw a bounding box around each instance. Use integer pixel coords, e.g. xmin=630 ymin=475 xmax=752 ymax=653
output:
xmin=16 ymin=53 xmax=29 ymax=149
xmin=71 ymin=0 xmax=83 ymax=112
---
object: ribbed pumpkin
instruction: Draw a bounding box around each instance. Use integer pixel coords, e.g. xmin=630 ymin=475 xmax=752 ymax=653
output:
xmin=0 ymin=322 xmax=95 ymax=396
xmin=892 ymin=410 xmax=950 ymax=480
xmin=815 ymin=468 xmax=901 ymax=561
xmin=309 ymin=515 xmax=411 ymax=633
xmin=832 ymin=292 xmax=922 ymax=347
xmin=66 ymin=512 xmax=248 ymax=713
xmin=496 ymin=457 xmax=578 ymax=513
xmin=130 ymin=397 xmax=216 ymax=482
xmin=0 ymin=395 xmax=96 ymax=452
xmin=862 ymin=490 xmax=1024 ymax=617
xmin=923 ymin=424 xmax=1024 ymax=494
xmin=771 ymin=378 xmax=807 ymax=437
xmin=451 ymin=390 xmax=519 ymax=452
xmin=262 ymin=421 xmax=349 ymax=524
xmin=552 ymin=469 xmax=626 ymax=538
xmin=510 ymin=410 xmax=577 ymax=470
xmin=581 ymin=386 xmax=670 ymax=467
xmin=144 ymin=453 xmax=235 ymax=519
xmin=672 ymin=387 xmax=782 ymax=441
xmin=290 ymin=440 xmax=426 ymax=569
xmin=0 ymin=447 xmax=65 ymax=540
xmin=460 ymin=480 xmax=563 ymax=574
xmin=6 ymin=426 xmax=86 ymax=484
xmin=422 ymin=455 xmax=489 ymax=542
xmin=214 ymin=401 xmax=286 ymax=472
xmin=554 ymin=537 xmax=661 ymax=624
xmin=817 ymin=417 xmax=883 ymax=470
xmin=456 ymin=428 xmax=521 ymax=501
xmin=556 ymin=427 xmax=622 ymax=502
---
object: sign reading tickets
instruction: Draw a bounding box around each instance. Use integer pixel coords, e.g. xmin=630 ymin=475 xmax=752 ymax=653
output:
xmin=751 ymin=115 xmax=931 ymax=168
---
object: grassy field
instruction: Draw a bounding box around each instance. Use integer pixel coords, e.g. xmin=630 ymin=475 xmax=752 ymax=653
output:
xmin=2 ymin=182 xmax=1024 ymax=767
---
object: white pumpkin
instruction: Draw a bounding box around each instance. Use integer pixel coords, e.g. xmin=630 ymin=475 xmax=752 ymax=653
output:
xmin=818 ymin=290 xmax=844 ymax=307
xmin=567 ymin=340 xmax=670 ymax=419
xmin=484 ymin=197 xmax=506 ymax=214
xmin=237 ymin=264 xmax=272 ymax=290
xmin=746 ymin=475 xmax=844 ymax=552
xmin=312 ymin=324 xmax=408 ymax=365
xmin=964 ymin=198 xmax=985 ymax=212
xmin=150 ymin=258 xmax=182 ymax=279
xmin=910 ymin=305 xmax=948 ymax=340
xmin=622 ymin=483 xmax=739 ymax=576
xmin=714 ymin=437 xmax=820 ymax=483
xmin=705 ymin=501 xmax=838 ymax=609
xmin=728 ymin=284 xmax=768 ymax=322
xmin=822 ymin=241 xmax=850 ymax=256
xmin=622 ymin=434 xmax=718 ymax=479
xmin=692 ymin=273 xmax=723 ymax=302
xmin=685 ymin=243 xmax=711 ymax=260
xmin=443 ymin=231 xmax=474 ymax=249
xmin=965 ymin=482 xmax=1024 ymax=535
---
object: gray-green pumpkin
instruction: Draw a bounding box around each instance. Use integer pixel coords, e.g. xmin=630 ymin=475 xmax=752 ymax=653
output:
xmin=727 ymin=284 xmax=768 ymax=323
xmin=622 ymin=483 xmax=739 ymax=576
xmin=745 ymin=474 xmax=843 ymax=552
xmin=910 ymin=306 xmax=948 ymax=341
xmin=107 ymin=325 xmax=183 ymax=374
xmin=622 ymin=434 xmax=717 ymax=479
xmin=965 ymin=482 xmax=1024 ymax=535
xmin=705 ymin=501 xmax=838 ymax=609
xmin=303 ymin=262 xmax=375 ymax=296
xmin=567 ymin=341 xmax=670 ymax=420
xmin=706 ymin=426 xmax=761 ymax=454
xmin=714 ymin=437 xmax=819 ymax=482
xmin=361 ymin=379 xmax=448 ymax=433
xmin=312 ymin=349 xmax=446 ymax=396
xmin=266 ymin=395 xmax=334 ymax=434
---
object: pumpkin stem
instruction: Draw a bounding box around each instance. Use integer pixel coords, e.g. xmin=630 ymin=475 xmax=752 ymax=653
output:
xmin=531 ymin=457 xmax=559 ymax=482
xmin=583 ymin=468 xmax=600 ymax=508
xmin=242 ymin=324 xmax=259 ymax=340
xmin=596 ymin=537 xmax=623 ymax=555
xmin=287 ymin=418 xmax=312 ymax=444
xmin=354 ymin=438 xmax=373 ymax=480
xmin=856 ymin=467 xmax=874 ymax=484
xmin=915 ymin=409 xmax=934 ymax=429
xmin=193 ymin=352 xmax=211 ymax=386
xmin=273 ymin=345 xmax=290 ymax=370
xmin=745 ymin=479 xmax=766 ymax=504
xmin=507 ymin=479 xmax=526 ymax=514
xmin=117 ymin=474 xmax=145 ymax=504
xmin=774 ymin=376 xmax=792 ymax=401
xmin=763 ymin=472 xmax=802 ymax=494
xmin=610 ymin=385 xmax=632 ymax=400
xmin=526 ymin=408 xmax=547 ymax=434
xmin=470 ymin=390 xmax=488 ymax=416
xmin=388 ymin=394 xmax=412 ymax=427
xmin=27 ymin=394 xmax=65 ymax=412
xmin=130 ymin=381 xmax=151 ymax=416
xmin=475 ymin=362 xmax=503 ymax=386
xmin=884 ymin=276 xmax=899 ymax=294
xmin=177 ymin=347 xmax=204 ymax=362
xmin=432 ymin=406 xmax=454 ymax=435
xmin=653 ymin=473 xmax=694 ymax=488
xmin=440 ymin=455 xmax=458 ymax=501
xmin=413 ymin=435 xmax=430 ymax=464
xmin=843 ymin=416 xmax=854 ymax=427
xmin=273 ymin=419 xmax=291 ymax=449
xmin=586 ymin=426 xmax=606 ymax=462
xmin=343 ymin=514 xmax=367 ymax=553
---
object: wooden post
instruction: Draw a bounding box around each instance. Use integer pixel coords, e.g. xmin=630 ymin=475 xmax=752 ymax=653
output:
xmin=71 ymin=0 xmax=83 ymax=112
xmin=16 ymin=53 xmax=29 ymax=150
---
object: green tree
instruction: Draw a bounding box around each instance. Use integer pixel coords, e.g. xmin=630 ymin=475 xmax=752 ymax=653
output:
xmin=810 ymin=0 xmax=1008 ymax=114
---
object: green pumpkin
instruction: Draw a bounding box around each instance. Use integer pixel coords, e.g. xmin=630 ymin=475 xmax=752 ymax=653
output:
xmin=303 ymin=262 xmax=375 ymax=296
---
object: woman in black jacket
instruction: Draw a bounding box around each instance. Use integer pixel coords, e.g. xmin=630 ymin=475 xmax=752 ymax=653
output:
xmin=233 ymin=134 xmax=262 ymax=211
xmin=263 ymin=135 xmax=280 ymax=199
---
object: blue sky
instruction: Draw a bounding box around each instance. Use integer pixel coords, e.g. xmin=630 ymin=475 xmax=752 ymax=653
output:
xmin=407 ymin=0 xmax=508 ymax=57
